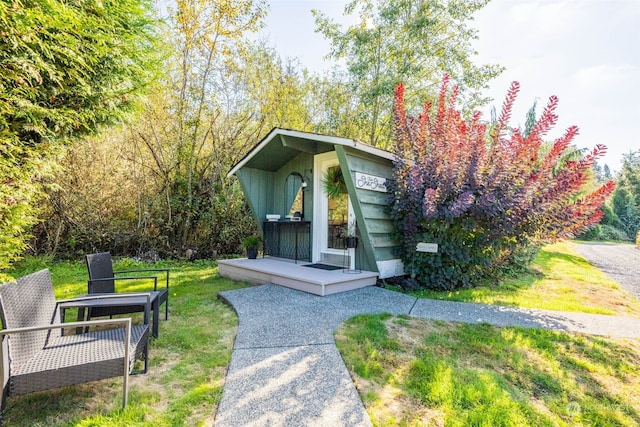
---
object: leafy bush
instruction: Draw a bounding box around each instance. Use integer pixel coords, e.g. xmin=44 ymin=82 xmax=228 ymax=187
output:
xmin=611 ymin=183 xmax=640 ymax=240
xmin=0 ymin=145 xmax=46 ymax=272
xmin=388 ymin=77 xmax=615 ymax=290
xmin=579 ymin=224 xmax=630 ymax=242
xmin=29 ymin=133 xmax=257 ymax=260
xmin=611 ymin=151 xmax=640 ymax=240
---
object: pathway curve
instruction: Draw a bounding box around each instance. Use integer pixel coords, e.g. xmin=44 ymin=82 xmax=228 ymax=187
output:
xmin=215 ymin=284 xmax=640 ymax=426
xmin=574 ymin=242 xmax=640 ymax=300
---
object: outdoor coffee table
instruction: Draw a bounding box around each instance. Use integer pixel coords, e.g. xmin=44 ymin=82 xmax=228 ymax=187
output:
xmin=58 ymin=291 xmax=162 ymax=338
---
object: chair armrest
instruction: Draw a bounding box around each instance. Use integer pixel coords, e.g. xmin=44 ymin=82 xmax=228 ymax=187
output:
xmin=0 ymin=317 xmax=136 ymax=408
xmin=0 ymin=317 xmax=132 ymax=336
xmin=89 ymin=275 xmax=159 ymax=291
xmin=115 ymin=268 xmax=169 ymax=290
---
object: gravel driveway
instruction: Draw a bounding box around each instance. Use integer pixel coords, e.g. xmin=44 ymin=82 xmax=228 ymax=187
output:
xmin=573 ymin=242 xmax=640 ymax=300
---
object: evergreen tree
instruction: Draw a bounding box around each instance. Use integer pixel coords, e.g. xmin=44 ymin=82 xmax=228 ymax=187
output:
xmin=0 ymin=0 xmax=162 ymax=270
xmin=611 ymin=151 xmax=640 ymax=238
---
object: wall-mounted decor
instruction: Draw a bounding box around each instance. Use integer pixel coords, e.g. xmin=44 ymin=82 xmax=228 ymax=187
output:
xmin=354 ymin=172 xmax=387 ymax=192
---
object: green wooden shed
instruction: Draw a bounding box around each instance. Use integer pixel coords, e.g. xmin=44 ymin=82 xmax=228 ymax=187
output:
xmin=220 ymin=128 xmax=405 ymax=295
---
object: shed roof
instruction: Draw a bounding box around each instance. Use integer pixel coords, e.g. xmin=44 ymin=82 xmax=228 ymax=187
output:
xmin=227 ymin=128 xmax=395 ymax=177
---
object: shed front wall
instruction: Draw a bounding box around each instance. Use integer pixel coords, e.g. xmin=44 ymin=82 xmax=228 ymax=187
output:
xmin=234 ymin=136 xmax=403 ymax=278
xmin=236 ymin=168 xmax=275 ymax=227
xmin=236 ymin=152 xmax=314 ymax=238
xmin=336 ymin=146 xmax=404 ymax=278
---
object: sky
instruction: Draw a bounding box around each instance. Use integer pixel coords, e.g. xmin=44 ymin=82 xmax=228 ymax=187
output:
xmin=259 ymin=0 xmax=640 ymax=173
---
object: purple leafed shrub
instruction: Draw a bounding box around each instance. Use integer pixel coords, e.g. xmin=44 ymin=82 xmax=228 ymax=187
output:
xmin=388 ymin=76 xmax=615 ymax=290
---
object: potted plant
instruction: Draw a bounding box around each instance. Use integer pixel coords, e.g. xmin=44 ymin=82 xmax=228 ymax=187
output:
xmin=337 ymin=220 xmax=358 ymax=249
xmin=345 ymin=235 xmax=358 ymax=249
xmin=241 ymin=235 xmax=261 ymax=259
xmin=344 ymin=220 xmax=358 ymax=248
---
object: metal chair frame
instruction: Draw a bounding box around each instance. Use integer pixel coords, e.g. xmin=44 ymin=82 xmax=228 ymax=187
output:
xmin=0 ymin=270 xmax=150 ymax=423
xmin=85 ymin=252 xmax=169 ymax=322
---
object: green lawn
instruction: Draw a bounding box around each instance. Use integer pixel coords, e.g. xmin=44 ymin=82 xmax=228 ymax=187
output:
xmin=2 ymin=257 xmax=245 ymax=427
xmin=3 ymin=241 xmax=640 ymax=426
xmin=336 ymin=314 xmax=640 ymax=426
xmin=338 ymin=241 xmax=640 ymax=426
xmin=406 ymin=241 xmax=640 ymax=317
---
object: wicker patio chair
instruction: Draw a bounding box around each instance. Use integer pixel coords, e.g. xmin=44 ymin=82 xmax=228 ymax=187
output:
xmin=85 ymin=252 xmax=169 ymax=321
xmin=0 ymin=269 xmax=150 ymax=421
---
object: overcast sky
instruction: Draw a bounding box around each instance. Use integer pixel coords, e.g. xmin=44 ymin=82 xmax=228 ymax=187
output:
xmin=260 ymin=0 xmax=640 ymax=173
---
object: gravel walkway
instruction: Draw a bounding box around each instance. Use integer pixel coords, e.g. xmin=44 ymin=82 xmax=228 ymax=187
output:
xmin=215 ymin=283 xmax=640 ymax=427
xmin=573 ymin=242 xmax=640 ymax=300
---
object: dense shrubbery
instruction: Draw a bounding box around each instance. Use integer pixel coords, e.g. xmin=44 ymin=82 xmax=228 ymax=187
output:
xmin=579 ymin=150 xmax=640 ymax=242
xmin=580 ymin=224 xmax=630 ymax=242
xmin=29 ymin=134 xmax=257 ymax=260
xmin=611 ymin=151 xmax=640 ymax=239
xmin=389 ymin=77 xmax=615 ymax=290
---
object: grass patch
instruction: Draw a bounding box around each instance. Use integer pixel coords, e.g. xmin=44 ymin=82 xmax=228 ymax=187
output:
xmin=2 ymin=257 xmax=246 ymax=426
xmin=3 ymin=240 xmax=638 ymax=424
xmin=408 ymin=241 xmax=640 ymax=317
xmin=336 ymin=314 xmax=640 ymax=426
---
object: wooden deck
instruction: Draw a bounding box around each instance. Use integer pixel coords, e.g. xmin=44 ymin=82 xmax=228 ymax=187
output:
xmin=217 ymin=257 xmax=378 ymax=296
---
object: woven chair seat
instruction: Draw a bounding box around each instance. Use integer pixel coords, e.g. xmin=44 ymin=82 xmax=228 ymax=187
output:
xmin=0 ymin=269 xmax=150 ymax=420
xmin=10 ymin=325 xmax=148 ymax=396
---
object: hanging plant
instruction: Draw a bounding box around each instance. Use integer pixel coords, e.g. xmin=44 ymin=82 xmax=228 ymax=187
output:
xmin=322 ymin=167 xmax=348 ymax=199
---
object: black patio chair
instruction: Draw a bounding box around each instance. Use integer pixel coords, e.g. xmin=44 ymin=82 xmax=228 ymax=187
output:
xmin=85 ymin=252 xmax=169 ymax=322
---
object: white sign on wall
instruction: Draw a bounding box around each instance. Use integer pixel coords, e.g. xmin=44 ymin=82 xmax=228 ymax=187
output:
xmin=354 ymin=172 xmax=387 ymax=193
xmin=416 ymin=243 xmax=438 ymax=253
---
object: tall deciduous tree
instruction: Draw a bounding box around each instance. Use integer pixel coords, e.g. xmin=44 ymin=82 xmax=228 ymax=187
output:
xmin=313 ymin=0 xmax=502 ymax=148
xmin=30 ymin=3 xmax=326 ymax=258
xmin=161 ymin=0 xmax=267 ymax=247
xmin=128 ymin=0 xmax=269 ymax=254
xmin=0 ymin=0 xmax=161 ymax=270
xmin=389 ymin=77 xmax=615 ymax=290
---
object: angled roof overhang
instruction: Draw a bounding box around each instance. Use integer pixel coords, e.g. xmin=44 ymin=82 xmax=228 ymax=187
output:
xmin=227 ymin=128 xmax=396 ymax=178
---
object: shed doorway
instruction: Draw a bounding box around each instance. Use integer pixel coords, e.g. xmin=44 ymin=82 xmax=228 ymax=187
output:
xmin=313 ymin=152 xmax=355 ymax=266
